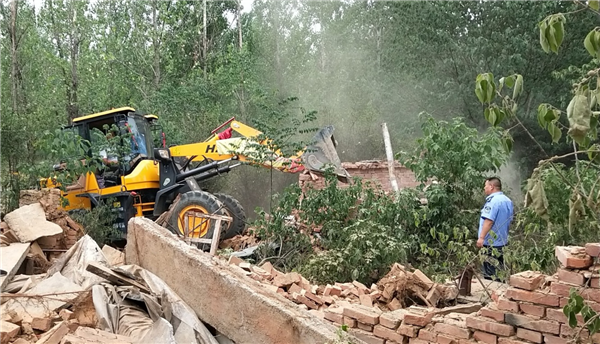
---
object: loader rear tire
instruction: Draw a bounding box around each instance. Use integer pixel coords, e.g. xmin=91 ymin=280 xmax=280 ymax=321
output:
xmin=214 ymin=193 xmax=246 ymax=240
xmin=168 ymin=191 xmax=224 ymax=247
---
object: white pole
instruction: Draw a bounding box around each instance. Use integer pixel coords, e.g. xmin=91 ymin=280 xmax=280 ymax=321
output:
xmin=382 ymin=123 xmax=399 ymax=198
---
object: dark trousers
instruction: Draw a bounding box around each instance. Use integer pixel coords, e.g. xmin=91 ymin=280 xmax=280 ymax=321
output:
xmin=482 ymin=245 xmax=505 ymax=282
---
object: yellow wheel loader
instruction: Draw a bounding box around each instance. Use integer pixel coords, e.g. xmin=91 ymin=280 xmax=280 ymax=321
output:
xmin=43 ymin=107 xmax=349 ymax=244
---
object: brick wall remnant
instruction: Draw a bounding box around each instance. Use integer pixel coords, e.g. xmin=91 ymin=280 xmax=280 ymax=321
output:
xmin=299 ymin=160 xmax=420 ymax=193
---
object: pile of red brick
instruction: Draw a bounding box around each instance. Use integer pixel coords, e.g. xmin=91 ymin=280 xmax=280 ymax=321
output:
xmin=231 ymin=243 xmax=599 ymax=344
xmin=319 ymin=243 xmax=599 ymax=344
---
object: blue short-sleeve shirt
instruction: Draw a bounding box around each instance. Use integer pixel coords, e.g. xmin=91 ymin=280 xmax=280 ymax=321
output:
xmin=479 ymin=191 xmax=513 ymax=247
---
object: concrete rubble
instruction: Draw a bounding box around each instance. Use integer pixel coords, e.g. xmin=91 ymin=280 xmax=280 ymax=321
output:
xmin=0 ymin=191 xmax=219 ymax=344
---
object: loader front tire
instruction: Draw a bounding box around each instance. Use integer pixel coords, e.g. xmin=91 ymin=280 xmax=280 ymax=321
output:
xmin=168 ymin=191 xmax=224 ymax=243
xmin=214 ymin=193 xmax=246 ymax=240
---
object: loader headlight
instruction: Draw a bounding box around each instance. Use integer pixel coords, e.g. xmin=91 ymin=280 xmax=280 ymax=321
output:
xmin=154 ymin=148 xmax=171 ymax=161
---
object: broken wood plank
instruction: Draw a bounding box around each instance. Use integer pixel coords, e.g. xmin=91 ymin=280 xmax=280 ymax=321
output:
xmin=85 ymin=262 xmax=150 ymax=294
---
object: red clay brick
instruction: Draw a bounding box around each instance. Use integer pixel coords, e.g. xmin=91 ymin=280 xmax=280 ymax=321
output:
xmin=504 ymin=287 xmax=559 ymax=307
xmin=550 ymin=282 xmax=575 ymax=297
xmin=516 ymin=328 xmax=542 ymax=343
xmin=418 ymin=329 xmax=437 ymax=342
xmin=480 ymin=307 xmax=505 ymax=322
xmin=585 ymin=243 xmax=600 ymax=257
xmin=358 ymin=322 xmax=374 ymax=332
xmin=497 ymin=338 xmax=530 ymax=344
xmin=413 ymin=269 xmax=434 ymax=290
xmin=373 ymin=324 xmax=405 ymax=342
xmin=398 ymin=323 xmax=420 ymax=337
xmin=472 ymin=331 xmax=497 ymax=344
xmin=590 ymin=277 xmax=599 ymax=289
xmin=559 ymin=297 xmax=569 ymax=307
xmin=555 ymin=246 xmax=593 ymax=269
xmin=404 ymin=313 xmax=434 ymax=327
xmin=545 ymin=308 xmax=585 ymax=326
xmin=466 ymin=316 xmax=515 ymax=337
xmin=31 ymin=317 xmax=53 ymax=331
xmin=343 ymin=304 xmax=381 ymax=325
xmin=557 ymin=268 xmax=585 ymax=286
xmin=559 ymin=324 xmax=589 ymax=339
xmin=504 ymin=313 xmax=560 ymax=335
xmin=543 ymin=334 xmax=568 ymax=344
xmin=344 ymin=316 xmax=358 ymax=328
xmin=350 ymin=328 xmax=386 ymax=344
xmin=434 ymin=323 xmax=472 ymax=340
xmin=581 ymin=288 xmax=600 ymax=303
xmin=509 ymin=271 xmax=545 ymax=291
xmin=518 ymin=303 xmax=545 ymax=317
xmin=410 ymin=339 xmax=432 ymax=344
xmin=379 ymin=309 xmax=407 ymax=330
xmin=497 ymin=298 xmax=519 ymax=312
xmin=438 ymin=334 xmax=459 ymax=344
xmin=324 ymin=307 xmax=344 ymax=324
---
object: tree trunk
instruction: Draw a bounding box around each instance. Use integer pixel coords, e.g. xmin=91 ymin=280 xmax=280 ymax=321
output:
xmin=9 ymin=0 xmax=19 ymax=114
xmin=203 ymin=0 xmax=207 ymax=79
xmin=237 ymin=0 xmax=242 ymax=51
xmin=152 ymin=0 xmax=161 ymax=89
xmin=376 ymin=27 xmax=382 ymax=73
xmin=68 ymin=6 xmax=80 ymax=120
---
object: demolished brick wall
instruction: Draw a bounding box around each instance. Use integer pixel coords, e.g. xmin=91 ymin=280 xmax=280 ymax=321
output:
xmin=228 ymin=243 xmax=600 ymax=344
xmin=299 ymin=160 xmax=420 ymax=192
xmin=321 ymin=244 xmax=600 ymax=344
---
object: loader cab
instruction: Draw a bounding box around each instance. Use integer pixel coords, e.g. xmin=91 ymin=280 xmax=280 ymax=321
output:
xmin=71 ymin=107 xmax=157 ymax=182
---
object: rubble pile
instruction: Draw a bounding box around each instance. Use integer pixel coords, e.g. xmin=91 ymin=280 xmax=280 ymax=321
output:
xmin=0 ymin=192 xmax=220 ymax=344
xmin=225 ymin=244 xmax=600 ymax=344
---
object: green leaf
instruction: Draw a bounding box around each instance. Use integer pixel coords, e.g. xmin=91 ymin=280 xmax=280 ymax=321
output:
xmin=548 ymin=121 xmax=562 ymax=143
xmin=493 ymin=107 xmax=505 ymax=126
xmin=502 ymin=135 xmax=513 ymax=153
xmin=513 ymin=75 xmax=523 ymax=99
xmin=538 ymin=104 xmax=549 ymax=129
xmin=544 ymin=109 xmax=558 ymax=122
xmin=567 ymin=312 xmax=577 ymax=328
xmin=584 ymin=29 xmax=599 ymax=58
xmin=546 ymin=21 xmax=558 ymax=53
xmin=475 ymin=79 xmax=486 ymax=104
xmin=591 ymin=0 xmax=600 ymax=10
xmin=486 ymin=108 xmax=498 ymax=126
xmin=550 ymin=15 xmax=565 ymax=52
xmin=505 ymin=75 xmax=515 ymax=88
xmin=539 ymin=21 xmax=550 ymax=53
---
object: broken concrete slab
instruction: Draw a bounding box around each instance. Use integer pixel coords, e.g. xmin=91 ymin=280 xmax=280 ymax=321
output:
xmin=101 ymin=245 xmax=124 ymax=267
xmin=4 ymin=203 xmax=63 ymax=243
xmin=0 ymin=242 xmax=30 ymax=290
xmin=126 ymin=217 xmax=365 ymax=344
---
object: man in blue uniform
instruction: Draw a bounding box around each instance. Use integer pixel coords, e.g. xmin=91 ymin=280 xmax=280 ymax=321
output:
xmin=478 ymin=177 xmax=513 ymax=281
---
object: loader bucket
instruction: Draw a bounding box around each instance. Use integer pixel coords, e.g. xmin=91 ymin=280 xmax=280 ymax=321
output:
xmin=302 ymin=125 xmax=350 ymax=181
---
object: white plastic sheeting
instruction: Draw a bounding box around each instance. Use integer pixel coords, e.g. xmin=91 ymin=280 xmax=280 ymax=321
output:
xmin=47 ymin=235 xmax=110 ymax=289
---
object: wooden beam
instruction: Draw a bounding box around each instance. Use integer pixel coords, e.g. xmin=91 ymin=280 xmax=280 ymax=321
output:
xmin=85 ymin=262 xmax=150 ymax=294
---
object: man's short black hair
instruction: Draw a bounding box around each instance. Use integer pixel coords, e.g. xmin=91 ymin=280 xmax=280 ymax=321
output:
xmin=486 ymin=177 xmax=502 ymax=190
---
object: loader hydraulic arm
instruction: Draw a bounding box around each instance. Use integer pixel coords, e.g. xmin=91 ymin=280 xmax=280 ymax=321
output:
xmin=167 ymin=119 xmax=349 ymax=178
